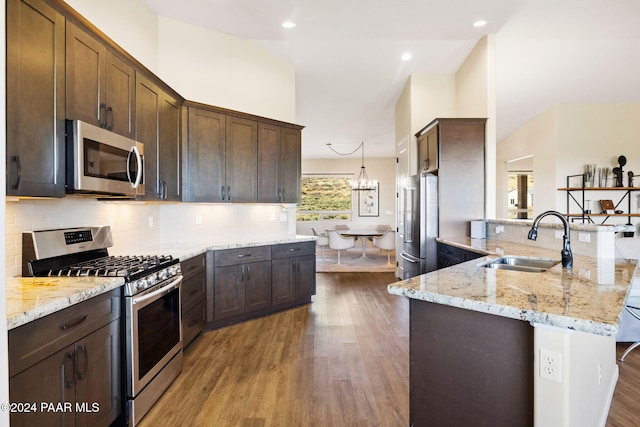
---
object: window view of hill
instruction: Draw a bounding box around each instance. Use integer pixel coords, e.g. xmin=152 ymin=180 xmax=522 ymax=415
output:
xmin=297 ymin=176 xmax=352 ymax=221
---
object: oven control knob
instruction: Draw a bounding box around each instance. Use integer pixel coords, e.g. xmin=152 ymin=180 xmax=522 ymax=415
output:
xmin=168 ymin=266 xmax=179 ymax=277
xmin=147 ymin=274 xmax=157 ymax=287
xmin=135 ymin=278 xmax=147 ymax=290
xmin=158 ymin=269 xmax=168 ymax=281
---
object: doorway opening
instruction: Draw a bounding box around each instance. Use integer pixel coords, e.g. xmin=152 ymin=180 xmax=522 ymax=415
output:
xmin=506 ymin=156 xmax=534 ymax=219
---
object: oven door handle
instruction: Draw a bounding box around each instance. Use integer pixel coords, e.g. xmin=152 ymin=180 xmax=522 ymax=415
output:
xmin=132 ymin=276 xmax=182 ymax=305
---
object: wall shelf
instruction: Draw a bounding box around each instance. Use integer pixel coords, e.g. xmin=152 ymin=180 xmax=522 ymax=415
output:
xmin=559 ymin=174 xmax=640 ymax=224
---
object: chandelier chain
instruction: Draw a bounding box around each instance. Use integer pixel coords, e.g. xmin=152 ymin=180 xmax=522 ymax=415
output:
xmin=326 ymin=142 xmax=364 ymax=157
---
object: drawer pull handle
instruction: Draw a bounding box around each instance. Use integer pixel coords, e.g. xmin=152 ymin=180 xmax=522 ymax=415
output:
xmin=237 ymin=253 xmax=252 ymax=258
xmin=289 ymin=247 xmax=301 ymax=252
xmin=189 ymin=289 xmax=198 ymax=295
xmin=188 ymin=319 xmax=198 ymax=327
xmin=61 ymin=315 xmax=88 ymax=330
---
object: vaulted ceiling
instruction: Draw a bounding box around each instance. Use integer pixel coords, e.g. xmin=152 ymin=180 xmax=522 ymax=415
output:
xmin=141 ymin=0 xmax=640 ymax=159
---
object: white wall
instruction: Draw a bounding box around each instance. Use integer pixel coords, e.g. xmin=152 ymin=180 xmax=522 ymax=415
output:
xmin=157 ymin=17 xmax=296 ymax=123
xmin=5 ymin=199 xmax=294 ymax=277
xmin=496 ymin=104 xmax=640 ymax=223
xmin=63 ymin=0 xmax=160 ymax=72
xmin=497 ymin=107 xmax=558 ymax=216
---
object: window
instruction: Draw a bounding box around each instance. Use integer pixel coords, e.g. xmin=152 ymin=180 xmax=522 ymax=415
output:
xmin=296 ymin=175 xmax=352 ymax=221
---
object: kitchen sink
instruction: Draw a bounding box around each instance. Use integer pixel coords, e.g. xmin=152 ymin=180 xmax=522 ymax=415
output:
xmin=480 ymin=256 xmax=560 ymax=273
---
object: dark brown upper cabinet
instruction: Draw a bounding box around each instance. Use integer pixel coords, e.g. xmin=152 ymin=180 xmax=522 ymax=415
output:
xmin=6 ymin=0 xmax=66 ymax=197
xmin=66 ymin=21 xmax=136 ymax=139
xmin=184 ymin=105 xmax=257 ymax=203
xmin=257 ymin=123 xmax=302 ymax=203
xmin=136 ymin=74 xmax=182 ymax=201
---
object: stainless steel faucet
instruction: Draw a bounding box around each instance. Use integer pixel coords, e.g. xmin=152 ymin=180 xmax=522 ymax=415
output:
xmin=528 ymin=210 xmax=573 ymax=268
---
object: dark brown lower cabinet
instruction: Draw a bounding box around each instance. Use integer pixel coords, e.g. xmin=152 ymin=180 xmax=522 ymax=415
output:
xmin=214 ymin=261 xmax=271 ymax=320
xmin=181 ymin=254 xmax=207 ymax=348
xmin=9 ymin=290 xmax=121 ymax=427
xmin=271 ymin=242 xmax=316 ymax=306
xmin=209 ymin=242 xmax=316 ymax=329
xmin=410 ymin=299 xmax=533 ymax=427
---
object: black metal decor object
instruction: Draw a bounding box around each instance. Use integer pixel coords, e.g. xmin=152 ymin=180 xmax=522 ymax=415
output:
xmin=628 ymin=171 xmax=634 ymax=187
xmin=613 ymin=155 xmax=627 ymax=187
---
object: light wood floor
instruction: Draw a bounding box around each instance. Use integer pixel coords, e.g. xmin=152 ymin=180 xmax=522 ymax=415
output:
xmin=141 ymin=272 xmax=409 ymax=426
xmin=141 ymin=272 xmax=640 ymax=426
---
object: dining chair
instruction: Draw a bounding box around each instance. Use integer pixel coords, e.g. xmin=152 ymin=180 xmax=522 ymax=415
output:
xmin=334 ymin=224 xmax=357 ymax=241
xmin=372 ymin=230 xmax=396 ymax=265
xmin=311 ymin=227 xmax=329 ymax=261
xmin=620 ymin=295 xmax=640 ymax=361
xmin=326 ymin=229 xmax=355 ymax=264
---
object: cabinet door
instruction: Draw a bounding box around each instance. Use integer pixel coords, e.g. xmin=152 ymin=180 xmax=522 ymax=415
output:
xmin=418 ymin=127 xmax=438 ymax=173
xmin=158 ymin=91 xmax=182 ymax=201
xmin=225 ymin=116 xmax=257 ymax=202
xmin=9 ymin=344 xmax=76 ymax=427
xmin=244 ymin=261 xmax=271 ymax=312
xmin=280 ymin=128 xmax=301 ymax=203
xmin=136 ymin=75 xmax=161 ymax=199
xmin=6 ymin=0 xmax=66 ymax=197
xmin=296 ymin=254 xmax=316 ymax=298
xmin=257 ymin=122 xmax=281 ymax=203
xmin=214 ymin=265 xmax=245 ymax=320
xmin=426 ymin=128 xmax=438 ymax=172
xmin=66 ymin=21 xmax=106 ymax=128
xmin=74 ymin=320 xmax=121 ymax=427
xmin=186 ymin=108 xmax=226 ymax=202
xmin=104 ymin=52 xmax=136 ymax=139
xmin=271 ymin=258 xmax=295 ymax=306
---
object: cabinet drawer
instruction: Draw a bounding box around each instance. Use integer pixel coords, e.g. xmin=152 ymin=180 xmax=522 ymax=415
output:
xmin=214 ymin=245 xmax=271 ymax=267
xmin=183 ymin=300 xmax=205 ymax=348
xmin=9 ymin=288 xmax=121 ymax=377
xmin=182 ymin=270 xmax=206 ymax=312
xmin=271 ymin=241 xmax=315 ymax=259
xmin=181 ymin=253 xmax=206 ymax=279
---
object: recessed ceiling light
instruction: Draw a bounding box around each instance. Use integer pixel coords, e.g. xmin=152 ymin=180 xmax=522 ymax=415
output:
xmin=473 ymin=20 xmax=487 ymax=27
xmin=401 ymin=52 xmax=412 ymax=61
xmin=282 ymin=21 xmax=296 ymax=29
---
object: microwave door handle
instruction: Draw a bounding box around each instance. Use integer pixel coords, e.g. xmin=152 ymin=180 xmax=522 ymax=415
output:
xmin=128 ymin=146 xmax=143 ymax=189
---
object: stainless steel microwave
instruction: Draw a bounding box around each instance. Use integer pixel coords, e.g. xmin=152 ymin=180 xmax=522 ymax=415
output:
xmin=66 ymin=120 xmax=144 ymax=197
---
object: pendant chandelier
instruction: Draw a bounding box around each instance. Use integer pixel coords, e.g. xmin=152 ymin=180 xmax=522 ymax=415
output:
xmin=326 ymin=141 xmax=378 ymax=191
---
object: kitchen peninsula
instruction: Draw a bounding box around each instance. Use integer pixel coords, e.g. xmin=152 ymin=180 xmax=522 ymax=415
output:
xmin=388 ymin=237 xmax=637 ymax=427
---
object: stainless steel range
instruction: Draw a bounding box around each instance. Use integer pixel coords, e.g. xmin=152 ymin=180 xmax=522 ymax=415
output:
xmin=23 ymin=226 xmax=183 ymax=426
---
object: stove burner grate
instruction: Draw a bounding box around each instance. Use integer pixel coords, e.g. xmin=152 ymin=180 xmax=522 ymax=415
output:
xmin=48 ymin=254 xmax=174 ymax=278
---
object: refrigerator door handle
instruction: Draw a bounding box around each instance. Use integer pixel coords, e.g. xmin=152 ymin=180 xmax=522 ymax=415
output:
xmin=401 ymin=252 xmax=420 ymax=263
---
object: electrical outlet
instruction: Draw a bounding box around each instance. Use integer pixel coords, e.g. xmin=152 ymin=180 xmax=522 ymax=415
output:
xmin=195 ymin=215 xmax=202 ymax=225
xmin=578 ymin=232 xmax=591 ymax=243
xmin=540 ymin=349 xmax=562 ymax=383
xmin=496 ymin=225 xmax=504 ymax=234
xmin=598 ymin=363 xmax=602 ymax=385
xmin=148 ymin=216 xmax=154 ymax=228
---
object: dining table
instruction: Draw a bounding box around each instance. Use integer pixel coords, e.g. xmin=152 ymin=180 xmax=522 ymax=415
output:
xmin=337 ymin=229 xmax=384 ymax=259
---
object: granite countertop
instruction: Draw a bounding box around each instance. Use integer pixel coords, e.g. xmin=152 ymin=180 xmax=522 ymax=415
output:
xmin=6 ymin=276 xmax=124 ymax=330
xmin=7 ymin=235 xmax=315 ymax=330
xmin=388 ymin=237 xmax=638 ymax=336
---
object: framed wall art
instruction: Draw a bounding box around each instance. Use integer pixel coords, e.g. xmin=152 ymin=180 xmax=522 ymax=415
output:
xmin=358 ymin=184 xmax=379 ymax=217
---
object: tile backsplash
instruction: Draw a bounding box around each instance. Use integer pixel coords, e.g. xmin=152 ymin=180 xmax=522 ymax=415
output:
xmin=6 ymin=198 xmax=294 ymax=277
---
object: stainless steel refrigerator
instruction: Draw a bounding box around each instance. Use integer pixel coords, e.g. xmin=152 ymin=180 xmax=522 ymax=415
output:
xmin=401 ymin=173 xmax=438 ymax=279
